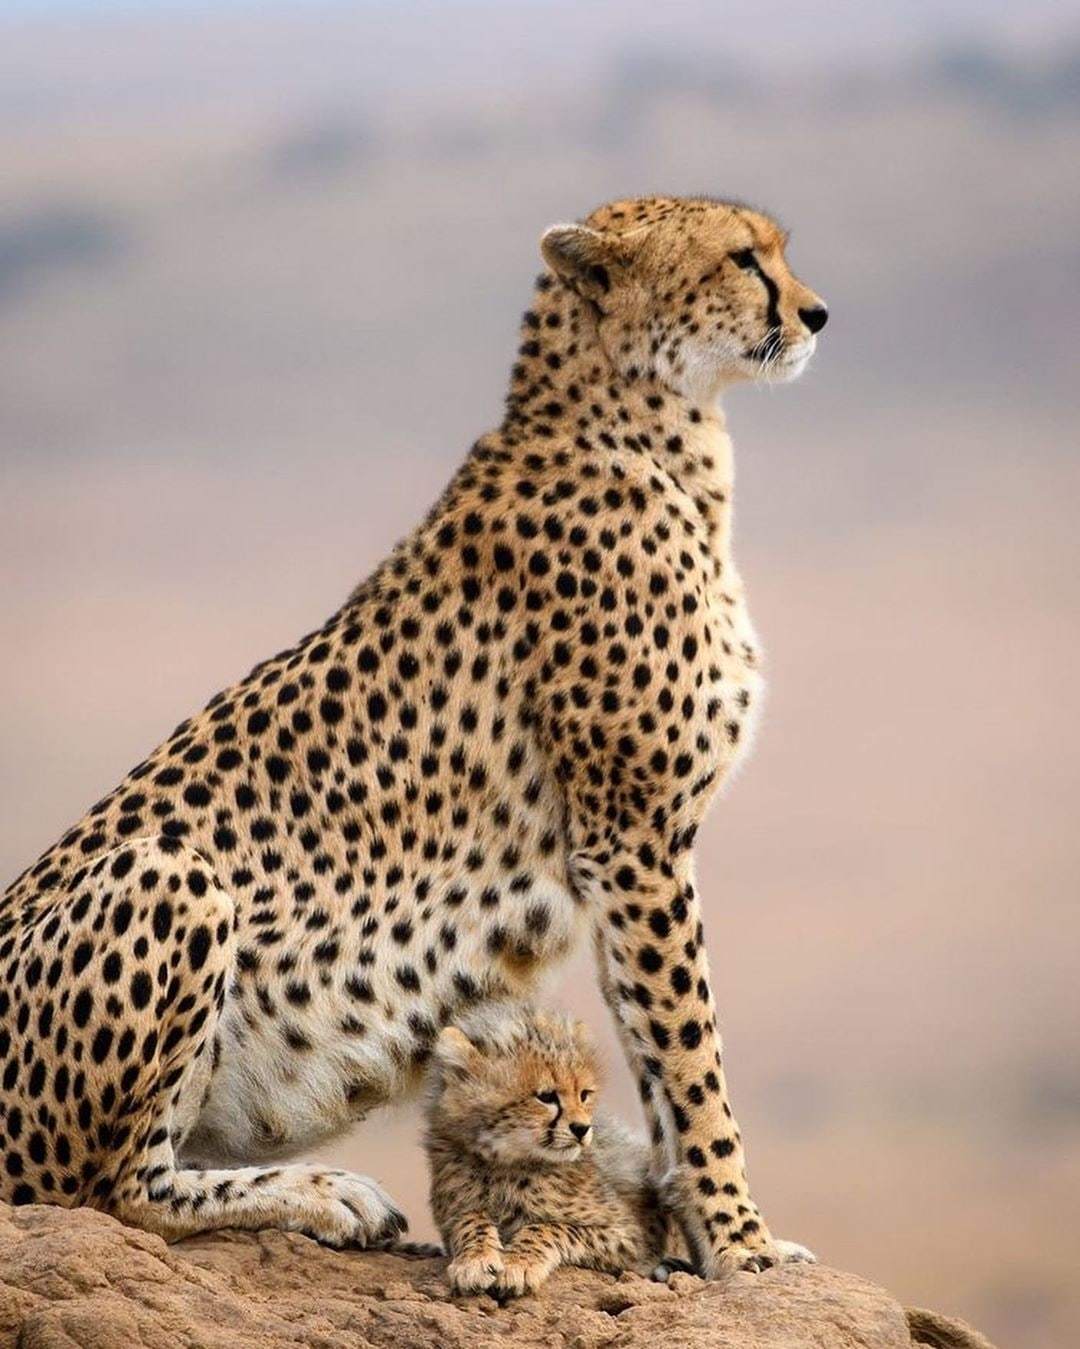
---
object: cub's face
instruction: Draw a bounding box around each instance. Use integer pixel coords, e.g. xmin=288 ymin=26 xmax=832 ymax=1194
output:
xmin=541 ymin=195 xmax=828 ymax=402
xmin=433 ymin=1021 xmax=599 ymax=1165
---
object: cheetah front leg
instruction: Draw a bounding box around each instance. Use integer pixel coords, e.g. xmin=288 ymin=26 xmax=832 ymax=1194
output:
xmin=443 ymin=1213 xmax=506 ymax=1295
xmin=573 ymin=826 xmax=814 ymax=1279
xmin=495 ymin=1220 xmax=638 ymax=1296
xmin=594 ymin=925 xmax=675 ymax=1162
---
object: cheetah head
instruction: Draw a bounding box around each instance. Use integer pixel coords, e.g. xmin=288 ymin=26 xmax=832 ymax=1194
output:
xmin=541 ymin=194 xmax=827 ymax=403
xmin=431 ymin=1010 xmax=600 ymax=1165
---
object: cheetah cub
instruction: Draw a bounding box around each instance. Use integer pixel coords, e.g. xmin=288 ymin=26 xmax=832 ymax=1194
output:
xmin=424 ymin=1003 xmax=690 ymax=1297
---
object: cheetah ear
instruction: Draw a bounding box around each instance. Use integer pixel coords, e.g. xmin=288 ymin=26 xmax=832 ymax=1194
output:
xmin=435 ymin=1026 xmax=485 ymax=1081
xmin=540 ymin=223 xmax=629 ymax=301
xmin=571 ymin=1018 xmax=601 ymax=1071
xmin=571 ymin=1019 xmax=592 ymax=1049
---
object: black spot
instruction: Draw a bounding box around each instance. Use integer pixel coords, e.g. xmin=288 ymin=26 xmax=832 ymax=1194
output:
xmin=188 ymin=925 xmax=212 ymax=972
xmin=395 ymin=965 xmax=421 ymax=992
xmin=110 ymin=850 xmax=136 ymax=880
xmin=72 ymin=988 xmax=93 ymax=1027
xmin=648 ymin=909 xmax=671 ymax=939
xmin=71 ymin=941 xmax=93 ymax=976
xmin=649 ymin=1020 xmax=671 ymax=1050
xmin=670 ymin=965 xmax=692 ymax=995
xmin=638 ymin=946 xmax=663 ymax=974
xmin=27 ymin=1060 xmax=46 ymax=1097
xmin=320 ymin=697 xmax=344 ymax=725
xmin=130 ymin=971 xmax=152 ymax=1010
xmin=152 ymin=902 xmax=173 ymax=941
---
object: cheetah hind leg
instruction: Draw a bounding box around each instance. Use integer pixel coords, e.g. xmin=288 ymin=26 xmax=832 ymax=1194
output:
xmin=104 ymin=848 xmax=405 ymax=1247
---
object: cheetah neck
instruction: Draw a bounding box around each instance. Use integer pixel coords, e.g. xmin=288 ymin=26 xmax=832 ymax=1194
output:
xmin=498 ymin=274 xmax=736 ymax=553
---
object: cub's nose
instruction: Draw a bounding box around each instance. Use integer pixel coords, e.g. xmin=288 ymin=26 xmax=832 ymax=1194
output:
xmin=569 ymin=1122 xmax=591 ymax=1141
xmin=798 ymin=304 xmax=829 ymax=334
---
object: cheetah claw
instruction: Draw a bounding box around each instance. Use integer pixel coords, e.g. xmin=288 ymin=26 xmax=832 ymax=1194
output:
xmin=447 ymin=1250 xmax=505 ymax=1295
xmin=710 ymin=1236 xmax=816 ymax=1278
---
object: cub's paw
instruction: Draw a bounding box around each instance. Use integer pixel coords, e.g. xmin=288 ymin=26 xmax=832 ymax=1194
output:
xmin=447 ymin=1249 xmax=505 ymax=1295
xmin=493 ymin=1250 xmax=555 ymax=1298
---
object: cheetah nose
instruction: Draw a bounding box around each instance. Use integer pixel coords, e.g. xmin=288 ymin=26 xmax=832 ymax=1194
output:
xmin=798 ymin=304 xmax=828 ymax=334
xmin=569 ymin=1122 xmax=591 ymax=1141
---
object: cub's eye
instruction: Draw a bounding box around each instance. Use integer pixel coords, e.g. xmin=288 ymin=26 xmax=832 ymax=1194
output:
xmin=580 ymin=1089 xmax=592 ymax=1103
xmin=730 ymin=249 xmax=757 ymax=271
xmin=536 ymin=1089 xmax=559 ymax=1105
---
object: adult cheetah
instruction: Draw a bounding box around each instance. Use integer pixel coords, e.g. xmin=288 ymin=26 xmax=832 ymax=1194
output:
xmin=0 ymin=195 xmax=828 ymax=1277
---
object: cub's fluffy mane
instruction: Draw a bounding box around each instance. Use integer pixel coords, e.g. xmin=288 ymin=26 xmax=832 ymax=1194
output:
xmin=437 ymin=1000 xmax=583 ymax=1059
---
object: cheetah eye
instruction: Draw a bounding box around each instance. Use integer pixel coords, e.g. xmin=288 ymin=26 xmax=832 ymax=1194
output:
xmin=536 ymin=1089 xmax=559 ymax=1105
xmin=580 ymin=1089 xmax=592 ymax=1103
xmin=730 ymin=249 xmax=757 ymax=271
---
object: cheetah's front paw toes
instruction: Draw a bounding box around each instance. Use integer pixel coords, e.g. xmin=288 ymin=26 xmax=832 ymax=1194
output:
xmin=708 ymin=1234 xmax=816 ymax=1278
xmin=447 ymin=1249 xmax=505 ymax=1295
xmin=728 ymin=1236 xmax=816 ymax=1275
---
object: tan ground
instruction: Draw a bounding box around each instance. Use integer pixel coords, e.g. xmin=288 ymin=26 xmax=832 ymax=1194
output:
xmin=0 ymin=1201 xmax=997 ymax=1349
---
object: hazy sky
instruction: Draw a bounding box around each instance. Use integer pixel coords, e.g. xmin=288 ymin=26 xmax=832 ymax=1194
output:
xmin=4 ymin=0 xmax=1078 ymax=56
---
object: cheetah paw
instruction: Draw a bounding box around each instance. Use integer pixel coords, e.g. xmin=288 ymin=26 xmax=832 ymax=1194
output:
xmin=289 ymin=1168 xmax=407 ymax=1248
xmin=447 ymin=1249 xmax=505 ymax=1295
xmin=770 ymin=1238 xmax=816 ymax=1265
xmin=719 ymin=1236 xmax=816 ymax=1275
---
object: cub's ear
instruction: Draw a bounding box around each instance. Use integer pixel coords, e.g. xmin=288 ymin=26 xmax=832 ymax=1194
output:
xmin=570 ymin=1018 xmax=604 ymax=1080
xmin=540 ymin=223 xmax=628 ymax=302
xmin=571 ymin=1018 xmax=593 ymax=1049
xmin=435 ymin=1025 xmax=484 ymax=1080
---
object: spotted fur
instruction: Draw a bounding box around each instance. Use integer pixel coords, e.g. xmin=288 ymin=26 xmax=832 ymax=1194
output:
xmin=426 ymin=1003 xmax=689 ymax=1297
xmin=0 ymin=195 xmax=826 ymax=1271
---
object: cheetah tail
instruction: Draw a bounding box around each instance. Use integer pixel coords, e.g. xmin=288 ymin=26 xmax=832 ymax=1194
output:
xmin=381 ymin=1240 xmax=445 ymax=1260
xmin=905 ymin=1307 xmax=1000 ymax=1349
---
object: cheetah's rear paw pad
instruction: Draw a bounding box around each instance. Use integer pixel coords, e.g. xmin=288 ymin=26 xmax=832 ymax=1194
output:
xmin=447 ymin=1250 xmax=504 ymax=1294
xmin=292 ymin=1170 xmax=407 ymax=1248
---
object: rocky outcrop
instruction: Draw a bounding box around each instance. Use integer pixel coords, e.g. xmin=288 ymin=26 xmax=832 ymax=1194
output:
xmin=0 ymin=1202 xmax=996 ymax=1348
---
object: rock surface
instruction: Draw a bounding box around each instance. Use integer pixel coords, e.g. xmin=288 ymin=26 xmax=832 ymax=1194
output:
xmin=0 ymin=1202 xmax=997 ymax=1349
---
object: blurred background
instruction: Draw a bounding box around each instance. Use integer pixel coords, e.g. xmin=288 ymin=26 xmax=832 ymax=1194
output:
xmin=1 ymin=1 xmax=1078 ymax=1343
